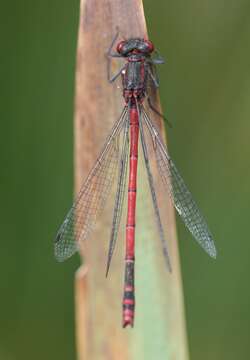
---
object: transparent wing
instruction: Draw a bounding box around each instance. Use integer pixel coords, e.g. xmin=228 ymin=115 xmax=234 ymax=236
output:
xmin=54 ymin=107 xmax=128 ymax=262
xmin=106 ymin=117 xmax=130 ymax=275
xmin=139 ymin=107 xmax=171 ymax=271
xmin=142 ymin=107 xmax=217 ymax=258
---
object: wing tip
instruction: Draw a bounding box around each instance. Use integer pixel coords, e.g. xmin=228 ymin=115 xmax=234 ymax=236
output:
xmin=211 ymin=249 xmax=217 ymax=259
xmin=54 ymin=240 xmax=77 ymax=263
xmin=207 ymin=243 xmax=217 ymax=259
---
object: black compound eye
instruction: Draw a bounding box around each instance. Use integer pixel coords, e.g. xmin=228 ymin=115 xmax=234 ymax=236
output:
xmin=116 ymin=39 xmax=155 ymax=55
xmin=134 ymin=39 xmax=154 ymax=54
xmin=143 ymin=40 xmax=154 ymax=53
xmin=116 ymin=41 xmax=127 ymax=54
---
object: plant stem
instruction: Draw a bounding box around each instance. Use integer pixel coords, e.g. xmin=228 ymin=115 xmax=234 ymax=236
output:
xmin=74 ymin=0 xmax=189 ymax=358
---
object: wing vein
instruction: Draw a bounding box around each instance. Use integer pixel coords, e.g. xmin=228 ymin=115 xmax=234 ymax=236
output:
xmin=142 ymin=107 xmax=217 ymax=258
xmin=54 ymin=107 xmax=128 ymax=262
xmin=139 ymin=105 xmax=171 ymax=271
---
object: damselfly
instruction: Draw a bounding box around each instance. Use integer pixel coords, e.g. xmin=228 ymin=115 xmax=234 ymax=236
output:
xmin=55 ymin=33 xmax=216 ymax=327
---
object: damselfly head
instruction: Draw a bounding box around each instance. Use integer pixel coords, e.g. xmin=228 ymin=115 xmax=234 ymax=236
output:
xmin=116 ymin=39 xmax=154 ymax=56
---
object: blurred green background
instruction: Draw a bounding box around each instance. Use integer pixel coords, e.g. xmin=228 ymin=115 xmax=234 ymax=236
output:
xmin=1 ymin=0 xmax=250 ymax=359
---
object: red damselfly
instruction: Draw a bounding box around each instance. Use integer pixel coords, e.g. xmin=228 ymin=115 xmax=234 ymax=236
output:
xmin=55 ymin=32 xmax=216 ymax=328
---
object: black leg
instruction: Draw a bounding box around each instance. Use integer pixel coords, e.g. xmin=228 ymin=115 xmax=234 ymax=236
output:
xmin=147 ymin=50 xmax=165 ymax=67
xmin=147 ymin=97 xmax=172 ymax=128
xmin=108 ymin=65 xmax=126 ymax=83
xmin=107 ymin=29 xmax=120 ymax=56
xmin=151 ymin=50 xmax=165 ymax=65
xmin=147 ymin=66 xmax=160 ymax=88
xmin=106 ymin=30 xmax=123 ymax=82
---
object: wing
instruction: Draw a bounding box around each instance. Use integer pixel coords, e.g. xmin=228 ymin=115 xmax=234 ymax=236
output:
xmin=139 ymin=107 xmax=171 ymax=271
xmin=106 ymin=117 xmax=130 ymax=275
xmin=142 ymin=107 xmax=217 ymax=258
xmin=54 ymin=107 xmax=128 ymax=262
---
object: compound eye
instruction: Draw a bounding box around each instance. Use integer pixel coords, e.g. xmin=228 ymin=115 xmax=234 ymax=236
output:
xmin=144 ymin=40 xmax=154 ymax=53
xmin=116 ymin=41 xmax=126 ymax=54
